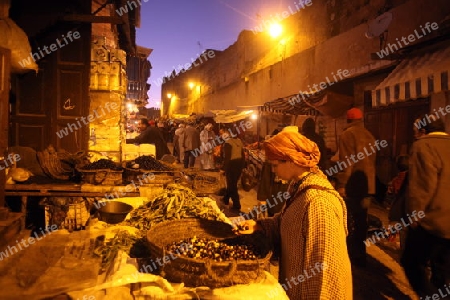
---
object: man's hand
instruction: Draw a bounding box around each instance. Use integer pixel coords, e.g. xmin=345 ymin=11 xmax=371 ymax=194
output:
xmin=229 ymin=218 xmax=261 ymax=235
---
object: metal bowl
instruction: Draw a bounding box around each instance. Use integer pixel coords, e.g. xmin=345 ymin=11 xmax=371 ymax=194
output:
xmin=97 ymin=201 xmax=133 ymax=224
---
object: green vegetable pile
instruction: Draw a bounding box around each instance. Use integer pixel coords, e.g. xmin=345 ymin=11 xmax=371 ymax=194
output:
xmin=126 ymin=183 xmax=228 ymax=231
xmin=94 ymin=183 xmax=229 ymax=273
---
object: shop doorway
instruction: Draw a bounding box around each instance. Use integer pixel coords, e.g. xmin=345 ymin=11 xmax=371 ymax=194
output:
xmin=364 ymin=91 xmax=430 ymax=184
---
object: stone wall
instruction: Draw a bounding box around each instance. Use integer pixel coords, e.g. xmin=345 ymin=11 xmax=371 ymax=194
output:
xmin=88 ymin=91 xmax=124 ymax=162
xmin=91 ymin=0 xmax=118 ymax=49
xmin=88 ymin=0 xmax=129 ymax=162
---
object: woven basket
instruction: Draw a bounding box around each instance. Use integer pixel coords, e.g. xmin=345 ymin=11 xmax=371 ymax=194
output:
xmin=124 ymin=168 xmax=176 ymax=185
xmin=123 ymin=168 xmax=144 ymax=183
xmin=77 ymin=168 xmax=123 ymax=185
xmin=37 ymin=151 xmax=72 ymax=180
xmin=39 ymin=198 xmax=90 ymax=230
xmin=193 ymin=174 xmax=221 ymax=194
xmin=146 ymin=218 xmax=272 ymax=288
xmin=147 ymin=171 xmax=177 ymax=183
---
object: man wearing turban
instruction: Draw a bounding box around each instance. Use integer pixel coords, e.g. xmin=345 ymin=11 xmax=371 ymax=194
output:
xmin=235 ymin=127 xmax=352 ymax=299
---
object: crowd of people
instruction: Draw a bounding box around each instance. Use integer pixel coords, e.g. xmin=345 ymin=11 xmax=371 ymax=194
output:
xmin=133 ymin=117 xmax=248 ymax=211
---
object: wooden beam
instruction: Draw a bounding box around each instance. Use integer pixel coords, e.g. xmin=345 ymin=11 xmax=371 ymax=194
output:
xmin=61 ymin=14 xmax=123 ymax=24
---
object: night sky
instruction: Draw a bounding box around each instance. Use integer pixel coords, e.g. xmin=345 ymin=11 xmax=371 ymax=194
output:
xmin=136 ymin=0 xmax=295 ymax=108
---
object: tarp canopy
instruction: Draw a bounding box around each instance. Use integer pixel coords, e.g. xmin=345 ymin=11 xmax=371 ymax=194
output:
xmin=210 ymin=110 xmax=255 ymax=123
xmin=262 ymin=90 xmax=353 ymax=118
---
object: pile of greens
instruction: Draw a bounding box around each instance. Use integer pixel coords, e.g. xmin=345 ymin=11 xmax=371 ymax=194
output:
xmin=94 ymin=183 xmax=229 ymax=272
xmin=126 ymin=183 xmax=228 ymax=231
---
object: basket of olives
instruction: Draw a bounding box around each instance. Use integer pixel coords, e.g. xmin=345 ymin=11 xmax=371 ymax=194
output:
xmin=146 ymin=218 xmax=272 ymax=288
xmin=124 ymin=155 xmax=176 ymax=183
xmin=77 ymin=159 xmax=123 ymax=185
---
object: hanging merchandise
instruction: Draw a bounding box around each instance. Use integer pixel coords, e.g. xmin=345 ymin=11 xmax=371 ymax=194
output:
xmin=0 ymin=18 xmax=38 ymax=73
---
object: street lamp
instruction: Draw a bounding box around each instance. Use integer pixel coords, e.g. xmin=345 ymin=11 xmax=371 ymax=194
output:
xmin=188 ymin=82 xmax=195 ymax=90
xmin=268 ymin=23 xmax=283 ymax=38
xmin=167 ymin=93 xmax=172 ymax=99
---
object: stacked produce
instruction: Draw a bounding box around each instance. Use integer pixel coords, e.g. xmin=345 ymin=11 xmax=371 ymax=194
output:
xmin=81 ymin=159 xmax=123 ymax=171
xmin=166 ymin=236 xmax=259 ymax=262
xmin=126 ymin=155 xmax=173 ymax=171
xmin=126 ymin=183 xmax=229 ymax=231
xmin=94 ymin=184 xmax=230 ymax=273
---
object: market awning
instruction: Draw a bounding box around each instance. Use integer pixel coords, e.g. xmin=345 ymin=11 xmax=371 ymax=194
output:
xmin=171 ymin=114 xmax=191 ymax=121
xmin=261 ymin=90 xmax=353 ymax=118
xmin=372 ymin=43 xmax=450 ymax=107
xmin=210 ymin=110 xmax=255 ymax=123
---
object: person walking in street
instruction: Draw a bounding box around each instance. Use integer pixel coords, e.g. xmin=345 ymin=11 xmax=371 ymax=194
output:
xmin=335 ymin=107 xmax=376 ymax=268
xmin=134 ymin=118 xmax=170 ymax=160
xmin=401 ymin=115 xmax=450 ymax=298
xmin=200 ymin=123 xmax=216 ymax=170
xmin=182 ymin=120 xmax=200 ymax=168
xmin=235 ymin=129 xmax=352 ymax=300
xmin=173 ymin=123 xmax=185 ymax=163
xmin=220 ymin=127 xmax=245 ymax=210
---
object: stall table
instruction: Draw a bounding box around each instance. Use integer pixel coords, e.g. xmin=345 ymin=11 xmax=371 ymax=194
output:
xmin=5 ymin=183 xmax=140 ymax=228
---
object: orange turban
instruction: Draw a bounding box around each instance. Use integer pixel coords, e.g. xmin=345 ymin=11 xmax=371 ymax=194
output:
xmin=264 ymin=130 xmax=320 ymax=168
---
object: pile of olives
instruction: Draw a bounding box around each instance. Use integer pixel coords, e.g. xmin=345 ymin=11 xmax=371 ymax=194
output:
xmin=126 ymin=155 xmax=173 ymax=171
xmin=166 ymin=236 xmax=259 ymax=262
xmin=81 ymin=159 xmax=122 ymax=171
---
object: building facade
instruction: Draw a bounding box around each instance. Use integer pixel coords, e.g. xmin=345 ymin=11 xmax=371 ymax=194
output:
xmin=161 ymin=0 xmax=450 ymax=182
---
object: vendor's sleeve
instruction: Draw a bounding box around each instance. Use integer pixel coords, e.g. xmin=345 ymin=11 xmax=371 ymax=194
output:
xmin=257 ymin=213 xmax=281 ymax=246
xmin=407 ymin=143 xmax=438 ymax=215
xmin=134 ymin=133 xmax=142 ymax=144
xmin=301 ymin=198 xmax=346 ymax=299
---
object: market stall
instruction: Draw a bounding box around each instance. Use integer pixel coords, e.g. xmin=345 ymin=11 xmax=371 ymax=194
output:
xmin=0 ymin=182 xmax=288 ymax=300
